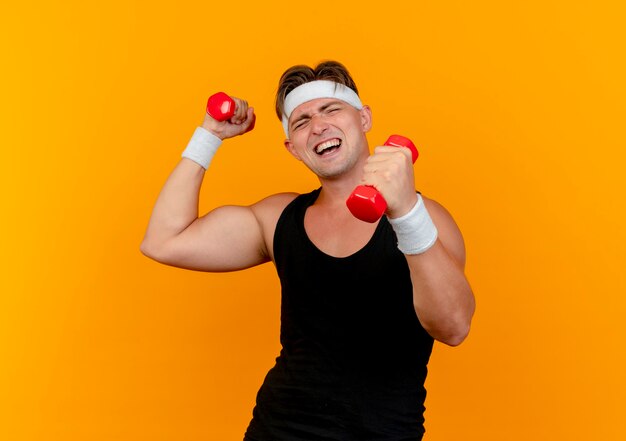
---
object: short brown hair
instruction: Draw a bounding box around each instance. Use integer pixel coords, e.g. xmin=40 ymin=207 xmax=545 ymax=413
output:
xmin=275 ymin=60 xmax=359 ymax=120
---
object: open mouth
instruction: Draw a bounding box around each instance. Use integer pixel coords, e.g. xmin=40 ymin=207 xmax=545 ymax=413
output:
xmin=314 ymin=138 xmax=342 ymax=155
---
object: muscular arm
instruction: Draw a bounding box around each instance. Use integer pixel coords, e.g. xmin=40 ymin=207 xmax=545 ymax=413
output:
xmin=141 ymin=158 xmax=272 ymax=272
xmin=365 ymin=145 xmax=475 ymax=346
xmin=406 ymin=197 xmax=475 ymax=346
xmin=141 ymin=97 xmax=295 ymax=272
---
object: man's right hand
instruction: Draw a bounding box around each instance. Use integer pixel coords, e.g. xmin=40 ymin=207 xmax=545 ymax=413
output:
xmin=202 ymin=96 xmax=256 ymax=140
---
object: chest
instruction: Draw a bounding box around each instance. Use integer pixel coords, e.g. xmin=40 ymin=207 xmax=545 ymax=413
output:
xmin=303 ymin=208 xmax=379 ymax=258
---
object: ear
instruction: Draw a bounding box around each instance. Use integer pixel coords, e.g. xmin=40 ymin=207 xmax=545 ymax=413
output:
xmin=359 ymin=105 xmax=372 ymax=132
xmin=284 ymin=138 xmax=302 ymax=161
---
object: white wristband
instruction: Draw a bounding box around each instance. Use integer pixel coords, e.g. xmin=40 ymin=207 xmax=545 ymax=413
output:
xmin=388 ymin=194 xmax=438 ymax=255
xmin=181 ymin=127 xmax=222 ymax=169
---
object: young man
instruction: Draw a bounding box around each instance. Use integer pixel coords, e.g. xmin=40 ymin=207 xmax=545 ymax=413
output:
xmin=141 ymin=61 xmax=475 ymax=440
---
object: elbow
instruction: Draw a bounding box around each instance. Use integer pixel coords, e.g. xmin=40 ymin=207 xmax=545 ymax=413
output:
xmin=440 ymin=323 xmax=471 ymax=347
xmin=423 ymin=313 xmax=473 ymax=347
xmin=140 ymin=237 xmax=166 ymax=263
xmin=140 ymin=239 xmax=151 ymax=258
xmin=438 ymin=293 xmax=476 ymax=347
xmin=445 ymin=308 xmax=474 ymax=346
xmin=140 ymin=239 xmax=155 ymax=260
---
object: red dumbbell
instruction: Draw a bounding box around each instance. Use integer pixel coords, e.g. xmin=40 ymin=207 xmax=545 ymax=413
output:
xmin=346 ymin=135 xmax=419 ymax=223
xmin=206 ymin=91 xmax=255 ymax=131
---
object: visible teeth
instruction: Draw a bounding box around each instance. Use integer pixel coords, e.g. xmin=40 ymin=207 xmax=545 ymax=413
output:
xmin=315 ymin=139 xmax=341 ymax=154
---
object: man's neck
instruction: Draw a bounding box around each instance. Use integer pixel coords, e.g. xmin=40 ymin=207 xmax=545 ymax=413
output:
xmin=316 ymin=165 xmax=368 ymax=209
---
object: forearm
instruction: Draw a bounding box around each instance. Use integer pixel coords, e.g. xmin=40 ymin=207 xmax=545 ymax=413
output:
xmin=387 ymin=193 xmax=475 ymax=346
xmin=407 ymin=242 xmax=475 ymax=346
xmin=141 ymin=158 xmax=206 ymax=253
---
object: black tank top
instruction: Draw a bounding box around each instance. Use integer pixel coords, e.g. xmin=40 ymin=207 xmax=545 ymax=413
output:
xmin=244 ymin=188 xmax=434 ymax=441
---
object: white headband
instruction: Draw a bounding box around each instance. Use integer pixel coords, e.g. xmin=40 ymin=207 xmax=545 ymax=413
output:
xmin=281 ymin=80 xmax=363 ymax=137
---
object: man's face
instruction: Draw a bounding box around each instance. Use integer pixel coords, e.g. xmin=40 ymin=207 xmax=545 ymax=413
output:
xmin=284 ymin=98 xmax=372 ymax=179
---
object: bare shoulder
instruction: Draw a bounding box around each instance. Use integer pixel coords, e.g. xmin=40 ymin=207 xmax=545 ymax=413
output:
xmin=250 ymin=192 xmax=299 ymax=262
xmin=422 ymin=194 xmax=467 ymax=269
xmin=250 ymin=192 xmax=299 ymax=220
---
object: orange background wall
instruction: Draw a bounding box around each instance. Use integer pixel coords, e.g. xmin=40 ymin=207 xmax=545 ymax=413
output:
xmin=1 ymin=1 xmax=625 ymax=440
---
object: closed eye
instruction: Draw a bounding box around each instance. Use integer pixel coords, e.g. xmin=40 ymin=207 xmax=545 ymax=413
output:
xmin=291 ymin=102 xmax=344 ymax=131
xmin=292 ymin=118 xmax=310 ymax=131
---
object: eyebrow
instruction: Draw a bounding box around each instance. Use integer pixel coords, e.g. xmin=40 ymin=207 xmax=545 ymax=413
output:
xmin=290 ymin=100 xmax=344 ymax=128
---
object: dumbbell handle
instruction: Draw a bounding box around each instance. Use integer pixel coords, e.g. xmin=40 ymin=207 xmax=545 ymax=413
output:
xmin=346 ymin=135 xmax=418 ymax=223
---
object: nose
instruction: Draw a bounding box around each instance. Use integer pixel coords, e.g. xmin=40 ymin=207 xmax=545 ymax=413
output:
xmin=310 ymin=112 xmax=329 ymax=135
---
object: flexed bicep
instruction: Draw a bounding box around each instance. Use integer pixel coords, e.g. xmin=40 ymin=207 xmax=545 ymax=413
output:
xmin=152 ymin=205 xmax=270 ymax=272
